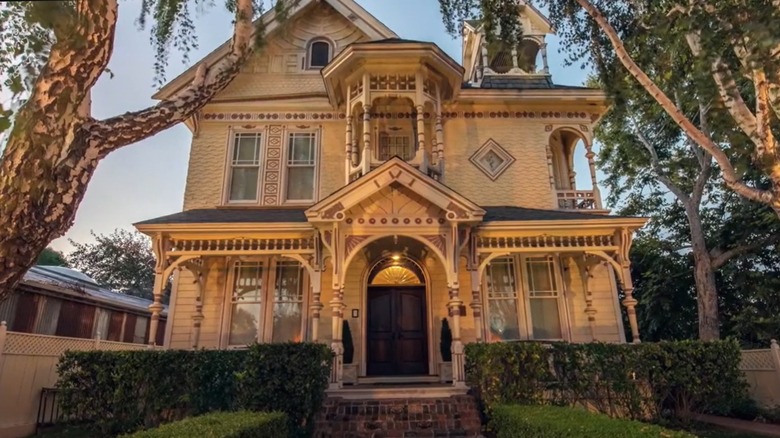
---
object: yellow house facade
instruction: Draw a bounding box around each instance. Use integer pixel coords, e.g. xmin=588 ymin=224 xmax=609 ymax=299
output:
xmin=135 ymin=0 xmax=646 ymax=389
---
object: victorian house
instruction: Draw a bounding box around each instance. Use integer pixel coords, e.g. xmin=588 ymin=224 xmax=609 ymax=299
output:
xmin=135 ymin=0 xmax=646 ymax=390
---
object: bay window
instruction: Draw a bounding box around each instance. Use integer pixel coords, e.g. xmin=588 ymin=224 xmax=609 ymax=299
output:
xmin=285 ymin=132 xmax=317 ymax=202
xmin=484 ymin=255 xmax=567 ymax=341
xmin=228 ymin=132 xmax=263 ymax=202
xmin=226 ymin=259 xmax=307 ymax=346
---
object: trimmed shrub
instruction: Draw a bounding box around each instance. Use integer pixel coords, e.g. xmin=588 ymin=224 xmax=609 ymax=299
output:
xmin=490 ymin=405 xmax=695 ymax=438
xmin=343 ymin=320 xmax=354 ymax=364
xmin=440 ymin=318 xmax=452 ymax=362
xmin=57 ymin=343 xmax=332 ymax=436
xmin=124 ymin=411 xmax=287 ymax=438
xmin=466 ymin=340 xmax=749 ymax=421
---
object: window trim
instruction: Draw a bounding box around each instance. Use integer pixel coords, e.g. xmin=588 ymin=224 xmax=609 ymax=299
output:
xmin=305 ymin=38 xmax=333 ymax=70
xmin=222 ymin=128 xmax=266 ymax=205
xmin=281 ymin=128 xmax=320 ymax=205
xmin=221 ymin=257 xmax=309 ymax=348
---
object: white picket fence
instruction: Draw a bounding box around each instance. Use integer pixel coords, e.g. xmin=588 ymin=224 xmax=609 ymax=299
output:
xmin=0 ymin=321 xmax=158 ymax=438
xmin=740 ymin=340 xmax=780 ymax=408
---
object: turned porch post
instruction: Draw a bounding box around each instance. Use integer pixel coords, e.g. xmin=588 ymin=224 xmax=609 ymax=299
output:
xmin=448 ymin=287 xmax=466 ymax=388
xmin=361 ymin=105 xmax=372 ymax=176
xmin=191 ymin=272 xmax=205 ymax=349
xmin=345 ymin=111 xmax=353 ymax=184
xmin=310 ymin=270 xmax=323 ymax=342
xmin=620 ymin=264 xmax=641 ymax=343
xmin=329 ymin=287 xmax=345 ymax=389
xmin=148 ymin=269 xmax=165 ymax=345
xmin=469 ymin=270 xmax=484 ymax=342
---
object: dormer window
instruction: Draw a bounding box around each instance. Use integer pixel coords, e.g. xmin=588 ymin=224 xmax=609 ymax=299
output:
xmin=307 ymin=39 xmax=332 ymax=69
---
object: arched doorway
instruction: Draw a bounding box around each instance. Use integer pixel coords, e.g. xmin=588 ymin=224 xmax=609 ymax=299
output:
xmin=365 ymin=255 xmax=428 ymax=376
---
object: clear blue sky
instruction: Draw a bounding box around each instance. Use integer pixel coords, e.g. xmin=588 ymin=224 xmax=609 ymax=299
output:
xmin=47 ymin=0 xmax=593 ymax=253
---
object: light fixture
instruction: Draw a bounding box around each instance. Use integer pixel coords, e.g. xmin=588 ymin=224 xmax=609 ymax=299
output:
xmin=391 ymin=254 xmax=401 ymax=261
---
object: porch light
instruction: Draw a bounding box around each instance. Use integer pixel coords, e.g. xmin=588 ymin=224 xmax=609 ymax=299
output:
xmin=391 ymin=254 xmax=401 ymax=261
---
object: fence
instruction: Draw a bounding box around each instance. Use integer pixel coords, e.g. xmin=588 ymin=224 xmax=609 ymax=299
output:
xmin=0 ymin=321 xmax=157 ymax=438
xmin=740 ymin=340 xmax=780 ymax=408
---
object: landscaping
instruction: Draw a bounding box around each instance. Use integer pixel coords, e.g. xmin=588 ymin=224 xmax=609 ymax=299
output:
xmin=124 ymin=411 xmax=288 ymax=438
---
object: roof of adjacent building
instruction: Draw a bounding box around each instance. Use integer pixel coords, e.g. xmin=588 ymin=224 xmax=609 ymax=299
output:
xmin=20 ymin=266 xmax=168 ymax=315
xmin=462 ymin=76 xmax=594 ymax=91
xmin=135 ymin=206 xmax=631 ymax=226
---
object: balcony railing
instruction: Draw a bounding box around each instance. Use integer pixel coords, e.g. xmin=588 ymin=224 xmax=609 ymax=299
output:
xmin=556 ymin=190 xmax=602 ymax=211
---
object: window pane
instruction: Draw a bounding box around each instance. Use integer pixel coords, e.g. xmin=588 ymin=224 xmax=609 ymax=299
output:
xmin=488 ymin=299 xmax=520 ymax=341
xmin=229 ymin=167 xmax=259 ymax=201
xmin=93 ymin=308 xmax=110 ymax=340
xmin=230 ymin=303 xmax=261 ymax=345
xmin=527 ymin=258 xmax=556 ymax=292
xmin=35 ymin=297 xmax=62 ymax=335
xmin=310 ymin=41 xmax=330 ymax=67
xmin=234 ymin=263 xmax=263 ymax=301
xmin=289 ymin=134 xmax=315 ymax=164
xmin=133 ymin=316 xmax=149 ymax=344
xmin=487 ymin=258 xmax=516 ymax=297
xmin=530 ymin=298 xmax=562 ymax=339
xmin=272 ymin=262 xmax=303 ymax=343
xmin=287 ymin=167 xmax=314 ymax=200
xmin=233 ymin=134 xmax=260 ymax=165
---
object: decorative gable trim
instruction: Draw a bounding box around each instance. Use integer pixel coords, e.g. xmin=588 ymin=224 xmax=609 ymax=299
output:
xmin=306 ymin=158 xmax=485 ymax=223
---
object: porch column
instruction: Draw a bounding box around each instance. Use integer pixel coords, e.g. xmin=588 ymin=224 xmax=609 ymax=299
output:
xmin=469 ymin=270 xmax=484 ymax=342
xmin=541 ymin=42 xmax=550 ymax=74
xmin=620 ymin=264 xmax=641 ymax=343
xmin=578 ymin=256 xmax=598 ymax=342
xmin=329 ymin=287 xmax=344 ymax=389
xmin=148 ymin=268 xmax=165 ymax=345
xmin=191 ymin=273 xmax=205 ymax=349
xmin=584 ymin=142 xmax=603 ymax=209
xmin=362 ymin=105 xmax=371 ymax=175
xmin=310 ymin=271 xmax=323 ymax=342
xmin=415 ymin=104 xmax=427 ymax=164
xmin=345 ymin=114 xmax=353 ymax=185
xmin=447 ymin=288 xmax=466 ymax=388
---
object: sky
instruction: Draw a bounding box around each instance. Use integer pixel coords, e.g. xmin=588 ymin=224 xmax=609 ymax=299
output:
xmin=42 ymin=0 xmax=593 ymax=253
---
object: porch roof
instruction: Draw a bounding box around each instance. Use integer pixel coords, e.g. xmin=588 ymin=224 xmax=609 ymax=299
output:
xmin=134 ymin=206 xmax=638 ymax=226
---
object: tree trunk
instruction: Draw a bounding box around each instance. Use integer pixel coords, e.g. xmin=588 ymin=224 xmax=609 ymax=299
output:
xmin=685 ymin=204 xmax=721 ymax=340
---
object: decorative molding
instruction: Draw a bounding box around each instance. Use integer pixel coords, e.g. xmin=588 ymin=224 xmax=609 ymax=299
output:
xmin=321 ymin=202 xmax=345 ymax=220
xmin=423 ymin=235 xmax=446 ymax=255
xmin=345 ymin=235 xmax=368 ymax=257
xmin=469 ymin=138 xmax=516 ymax=181
xmin=263 ymin=125 xmax=283 ymax=206
xmin=446 ymin=202 xmax=470 ymax=220
xmin=476 ymin=234 xmax=615 ymax=251
xmin=203 ymin=110 xmax=595 ymax=122
xmin=345 ymin=216 xmax=446 ymax=226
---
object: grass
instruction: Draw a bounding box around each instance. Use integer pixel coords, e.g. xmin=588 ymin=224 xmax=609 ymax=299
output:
xmin=678 ymin=423 xmax=766 ymax=438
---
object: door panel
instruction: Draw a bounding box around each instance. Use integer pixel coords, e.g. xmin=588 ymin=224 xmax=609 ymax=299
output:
xmin=367 ymin=287 xmax=428 ymax=376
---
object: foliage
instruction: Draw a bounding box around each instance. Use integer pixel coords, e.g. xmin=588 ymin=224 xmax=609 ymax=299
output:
xmin=124 ymin=411 xmax=288 ymax=438
xmin=67 ymin=229 xmax=162 ymax=300
xmin=465 ymin=341 xmax=748 ymax=422
xmin=489 ymin=405 xmax=695 ymax=438
xmin=36 ymin=247 xmax=69 ymax=267
xmin=440 ymin=318 xmax=452 ymax=362
xmin=438 ymin=0 xmax=523 ymax=46
xmin=56 ymin=343 xmax=332 ymax=437
xmin=342 ymin=320 xmax=354 ymax=364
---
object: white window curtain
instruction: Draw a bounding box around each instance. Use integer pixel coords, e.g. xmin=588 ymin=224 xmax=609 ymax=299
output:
xmin=271 ymin=261 xmax=304 ymax=343
xmin=229 ymin=133 xmax=262 ymax=201
xmin=92 ymin=308 xmax=110 ymax=340
xmin=524 ymin=257 xmax=563 ymax=340
xmin=35 ymin=297 xmax=63 ymax=336
xmin=485 ymin=257 xmax=521 ymax=341
xmin=285 ymin=133 xmax=317 ymax=201
xmin=0 ymin=294 xmax=19 ymax=328
xmin=133 ymin=316 xmax=149 ymax=344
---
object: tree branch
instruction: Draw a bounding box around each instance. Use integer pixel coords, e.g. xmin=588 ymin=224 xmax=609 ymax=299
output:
xmin=572 ymin=0 xmax=774 ymax=206
xmin=711 ymin=234 xmax=780 ymax=269
xmin=691 ymin=101 xmax=713 ymax=208
xmin=86 ymin=0 xmax=259 ymax=155
xmin=634 ymin=127 xmax=691 ymax=205
xmin=753 ymin=67 xmax=779 ymax=163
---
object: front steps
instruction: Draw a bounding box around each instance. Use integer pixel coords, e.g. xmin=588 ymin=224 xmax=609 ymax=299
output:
xmin=314 ymin=392 xmax=483 ymax=438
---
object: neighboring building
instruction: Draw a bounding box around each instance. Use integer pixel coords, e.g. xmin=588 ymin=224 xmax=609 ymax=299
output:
xmin=0 ymin=266 xmax=166 ymax=345
xmin=135 ymin=0 xmax=646 ymax=388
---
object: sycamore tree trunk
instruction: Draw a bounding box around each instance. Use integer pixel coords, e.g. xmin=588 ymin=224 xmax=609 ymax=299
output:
xmin=0 ymin=0 xmax=258 ymax=303
xmin=573 ymin=0 xmax=780 ymax=218
xmin=687 ymin=214 xmax=721 ymax=341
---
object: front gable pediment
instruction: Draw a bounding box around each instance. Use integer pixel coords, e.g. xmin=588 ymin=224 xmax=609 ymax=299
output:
xmin=306 ymin=158 xmax=485 ymax=224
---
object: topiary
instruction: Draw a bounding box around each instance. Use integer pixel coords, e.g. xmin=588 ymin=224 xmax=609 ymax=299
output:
xmin=342 ymin=320 xmax=354 ymax=364
xmin=440 ymin=318 xmax=452 ymax=362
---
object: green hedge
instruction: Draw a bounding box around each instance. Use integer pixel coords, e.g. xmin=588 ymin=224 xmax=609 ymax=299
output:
xmin=124 ymin=411 xmax=288 ymax=438
xmin=56 ymin=343 xmax=332 ymax=436
xmin=490 ymin=405 xmax=696 ymax=437
xmin=466 ymin=340 xmax=748 ymax=421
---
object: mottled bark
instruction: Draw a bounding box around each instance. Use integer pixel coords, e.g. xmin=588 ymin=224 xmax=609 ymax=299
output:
xmin=0 ymin=0 xmax=257 ymax=302
xmin=574 ymin=0 xmax=780 ymax=216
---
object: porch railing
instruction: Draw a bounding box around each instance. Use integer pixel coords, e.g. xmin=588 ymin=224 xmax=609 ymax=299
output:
xmin=556 ymin=190 xmax=601 ymax=211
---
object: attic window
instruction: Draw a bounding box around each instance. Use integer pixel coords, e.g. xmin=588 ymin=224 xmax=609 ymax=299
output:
xmin=308 ymin=40 xmax=331 ymax=69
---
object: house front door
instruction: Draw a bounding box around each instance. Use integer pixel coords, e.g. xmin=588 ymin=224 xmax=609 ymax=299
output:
xmin=366 ymin=286 xmax=428 ymax=376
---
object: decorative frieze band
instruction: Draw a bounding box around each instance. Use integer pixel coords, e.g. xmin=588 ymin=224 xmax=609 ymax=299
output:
xmin=476 ymin=234 xmax=615 ymax=251
xmin=170 ymin=237 xmax=316 ymax=254
xmin=202 ymin=111 xmax=597 ymax=122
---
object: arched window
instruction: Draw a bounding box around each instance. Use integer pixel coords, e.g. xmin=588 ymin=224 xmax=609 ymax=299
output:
xmin=308 ymin=40 xmax=331 ymax=69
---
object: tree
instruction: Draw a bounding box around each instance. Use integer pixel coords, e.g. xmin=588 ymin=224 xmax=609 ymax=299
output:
xmin=37 ymin=247 xmax=69 ymax=267
xmin=68 ymin=229 xmax=163 ymax=300
xmin=0 ymin=0 xmax=298 ymax=302
xmin=438 ymin=0 xmax=780 ymax=218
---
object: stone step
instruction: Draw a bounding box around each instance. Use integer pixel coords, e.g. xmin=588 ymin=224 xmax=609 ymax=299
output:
xmin=314 ymin=394 xmax=483 ymax=438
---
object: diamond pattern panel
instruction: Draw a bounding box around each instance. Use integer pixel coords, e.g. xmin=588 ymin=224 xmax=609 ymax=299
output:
xmin=469 ymin=138 xmax=516 ymax=181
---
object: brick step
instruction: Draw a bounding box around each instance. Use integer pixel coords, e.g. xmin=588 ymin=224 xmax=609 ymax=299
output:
xmin=314 ymin=394 xmax=483 ymax=438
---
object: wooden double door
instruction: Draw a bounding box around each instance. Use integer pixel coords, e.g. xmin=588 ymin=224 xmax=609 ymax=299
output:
xmin=366 ymin=286 xmax=428 ymax=376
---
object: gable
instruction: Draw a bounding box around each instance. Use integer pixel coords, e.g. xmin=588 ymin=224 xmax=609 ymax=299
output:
xmin=213 ymin=1 xmax=369 ymax=102
xmin=344 ymin=182 xmax=444 ymax=223
xmin=153 ymin=0 xmax=397 ymax=100
xmin=307 ymin=158 xmax=485 ymax=224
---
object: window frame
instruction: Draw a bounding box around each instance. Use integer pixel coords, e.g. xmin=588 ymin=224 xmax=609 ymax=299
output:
xmin=221 ymin=257 xmax=309 ymax=348
xmin=223 ymin=129 xmax=266 ymax=205
xmin=282 ymin=129 xmax=320 ymax=204
xmin=306 ymin=38 xmax=333 ymax=70
xmin=481 ymin=255 xmax=570 ymax=342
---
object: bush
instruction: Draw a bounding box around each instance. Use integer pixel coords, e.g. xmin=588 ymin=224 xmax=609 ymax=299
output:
xmin=440 ymin=318 xmax=452 ymax=362
xmin=124 ymin=411 xmax=287 ymax=438
xmin=57 ymin=343 xmax=332 ymax=437
xmin=466 ymin=340 xmax=749 ymax=421
xmin=490 ymin=405 xmax=695 ymax=438
xmin=343 ymin=320 xmax=354 ymax=364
